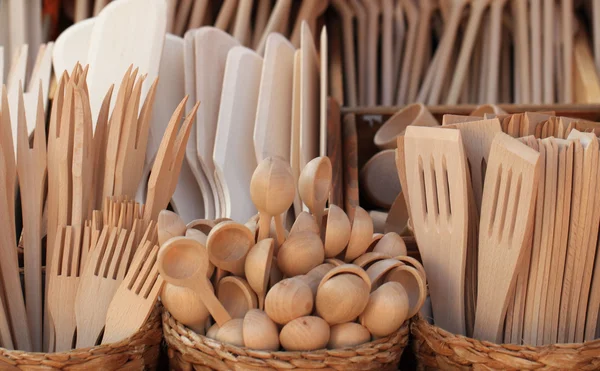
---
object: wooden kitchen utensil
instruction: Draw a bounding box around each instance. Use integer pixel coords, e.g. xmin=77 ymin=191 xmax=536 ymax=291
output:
xmin=250 ymin=157 xmax=296 ymax=244
xmin=322 ymin=205 xmax=351 ymax=258
xmin=16 ymin=86 xmax=46 ymax=352
xmin=298 ymin=156 xmax=332 ymax=228
xmin=244 ymin=238 xmax=274 ymax=309
xmin=158 ymin=236 xmax=232 ymax=326
xmin=360 ymin=150 xmax=401 ymax=209
xmin=473 ymin=133 xmax=541 ymax=343
xmin=207 ymin=221 xmax=254 ymax=276
xmin=373 ymin=103 xmax=438 ymax=150
xmin=52 ymin=17 xmax=95 ymax=80
xmin=404 ymin=126 xmax=469 ymax=336
xmin=254 ymin=33 xmax=295 ymax=163
xmin=344 ymin=206 xmax=374 ymax=262
xmin=316 ymin=266 xmax=371 ymax=325
xmin=102 ymin=241 xmax=164 ymax=344
xmin=299 ymin=22 xmax=321 ymax=171
xmin=158 ymin=210 xmax=187 ymax=246
xmin=213 ymin=46 xmax=262 ymax=222
xmin=277 ymin=231 xmax=325 ymax=277
xmin=264 ymin=277 xmax=314 ymax=325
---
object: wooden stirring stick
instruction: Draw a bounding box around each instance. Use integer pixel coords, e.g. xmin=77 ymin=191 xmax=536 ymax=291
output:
xmin=446 ymin=0 xmax=490 ymax=105
xmin=406 ymin=0 xmax=434 ymax=103
xmin=396 ymin=0 xmax=418 ymax=105
xmin=561 ymin=0 xmax=574 ymax=103
xmin=485 ymin=0 xmax=507 ymax=103
xmin=331 ymin=0 xmax=357 ymax=107
xmin=16 ymin=84 xmax=46 ymax=352
xmin=543 ymin=0 xmax=555 ymax=103
xmin=530 ymin=0 xmax=542 ymax=104
xmin=381 ymin=0 xmax=393 ymax=105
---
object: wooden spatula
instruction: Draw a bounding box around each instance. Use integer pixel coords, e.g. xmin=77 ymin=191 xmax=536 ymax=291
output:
xmin=404 ymin=126 xmax=469 ymax=335
xmin=473 ymin=132 xmax=541 ymax=343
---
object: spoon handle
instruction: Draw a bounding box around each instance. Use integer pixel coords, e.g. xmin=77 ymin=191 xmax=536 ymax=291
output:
xmin=258 ymin=213 xmax=272 ymax=241
xmin=194 ymin=277 xmax=232 ymax=327
xmin=274 ymin=213 xmax=287 ymax=246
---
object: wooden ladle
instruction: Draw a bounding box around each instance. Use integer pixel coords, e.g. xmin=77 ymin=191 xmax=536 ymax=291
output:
xmin=250 ymin=157 xmax=296 ymax=244
xmin=207 ymin=221 xmax=254 ymax=276
xmin=157 ymin=237 xmax=232 ymax=326
xmin=244 ymin=238 xmax=274 ymax=309
xmin=299 ymin=156 xmax=332 ymax=228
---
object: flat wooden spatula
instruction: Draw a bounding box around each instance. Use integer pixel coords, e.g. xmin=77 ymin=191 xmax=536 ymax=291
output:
xmin=473 ymin=132 xmax=541 ymax=343
xmin=404 ymin=126 xmax=469 ymax=336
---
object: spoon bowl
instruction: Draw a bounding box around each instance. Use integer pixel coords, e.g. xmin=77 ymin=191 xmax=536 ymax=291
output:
xmin=158 ymin=210 xmax=187 ymax=246
xmin=207 ymin=221 xmax=254 ymax=276
xmin=299 ymin=263 xmax=335 ymax=295
xmin=264 ymin=277 xmax=314 ymax=325
xmin=373 ymin=103 xmax=438 ymax=150
xmin=186 ymin=219 xmax=216 ymax=235
xmin=344 ymin=206 xmax=374 ymax=262
xmin=353 ymin=252 xmax=391 ymax=269
xmin=280 ymin=316 xmax=330 ymax=351
xmin=244 ymin=238 xmax=274 ymax=309
xmin=250 ymin=157 xmax=296 ymax=242
xmin=385 ymin=265 xmax=427 ymax=317
xmin=328 ymin=322 xmax=371 ymax=349
xmin=290 ymin=211 xmax=320 ymax=235
xmin=366 ymin=258 xmax=404 ymax=290
xmin=359 ymin=282 xmax=409 ymax=337
xmin=322 ymin=205 xmax=351 ymax=258
xmin=298 ymin=156 xmax=332 ymax=227
xmin=243 ymin=309 xmax=280 ymax=350
xmin=215 ymin=318 xmax=244 ymax=347
xmin=277 ymin=231 xmax=324 ymax=276
xmin=373 ymin=232 xmax=407 ymax=256
xmin=161 ymin=282 xmax=211 ymax=333
xmin=217 ymin=276 xmax=258 ymax=318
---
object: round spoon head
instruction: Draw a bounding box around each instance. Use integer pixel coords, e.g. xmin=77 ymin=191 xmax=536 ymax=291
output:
xmin=250 ymin=157 xmax=296 ymax=216
xmin=157 ymin=236 xmax=210 ymax=287
xmin=373 ymin=232 xmax=407 ymax=257
xmin=373 ymin=103 xmax=438 ymax=150
xmin=298 ymin=156 xmax=332 ymax=216
xmin=207 ymin=221 xmax=255 ymax=276
xmin=322 ymin=205 xmax=351 ymax=258
xmin=158 ymin=210 xmax=186 ymax=246
xmin=290 ymin=211 xmax=320 ymax=235
xmin=344 ymin=206 xmax=374 ymax=262
xmin=217 ymin=276 xmax=258 ymax=318
xmin=186 ymin=219 xmax=216 ymax=235
xmin=245 ymin=238 xmax=275 ymax=303
xmin=385 ymin=265 xmax=427 ymax=317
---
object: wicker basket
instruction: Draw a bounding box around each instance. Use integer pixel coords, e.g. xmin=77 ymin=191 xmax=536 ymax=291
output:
xmin=411 ymin=314 xmax=600 ymax=370
xmin=0 ymin=306 xmax=162 ymax=370
xmin=163 ymin=310 xmax=409 ymax=371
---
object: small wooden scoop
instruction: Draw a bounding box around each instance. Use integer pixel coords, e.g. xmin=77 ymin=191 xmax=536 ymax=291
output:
xmin=473 ymin=133 xmax=541 ymax=343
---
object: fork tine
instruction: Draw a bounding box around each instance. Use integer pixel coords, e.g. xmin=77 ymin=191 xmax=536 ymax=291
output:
xmin=118 ymin=228 xmax=137 ymax=279
xmin=92 ymin=84 xmax=114 ymax=210
xmin=93 ymin=226 xmax=112 ymax=275
xmin=98 ymin=227 xmax=119 ymax=277
xmin=26 ymin=44 xmax=45 ymax=92
xmin=137 ymin=245 xmax=160 ymax=297
xmin=62 ymin=226 xmax=73 ymax=277
xmin=124 ymin=240 xmax=152 ymax=289
xmin=136 ymin=78 xmax=158 ymax=150
xmin=107 ymin=229 xmax=128 ymax=279
xmin=125 ymin=67 xmax=139 ymax=100
xmin=70 ymin=225 xmax=83 ymax=278
xmin=81 ymin=223 xmax=91 ymax=273
xmin=16 ymin=85 xmax=29 ymax=155
xmin=51 ymin=227 xmax=65 ymax=276
xmin=167 ymin=101 xmax=199 ymax=198
xmin=33 ymin=81 xmax=47 ymax=153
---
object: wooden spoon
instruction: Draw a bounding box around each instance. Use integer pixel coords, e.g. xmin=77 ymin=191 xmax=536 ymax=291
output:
xmin=373 ymin=103 xmax=438 ymax=150
xmin=278 ymin=231 xmax=325 ymax=277
xmin=385 ymin=265 xmax=427 ymax=318
xmin=250 ymin=157 xmax=296 ymax=243
xmin=264 ymin=277 xmax=314 ymax=325
xmin=207 ymin=221 xmax=254 ymax=276
xmin=290 ymin=211 xmax=320 ymax=235
xmin=360 ymin=150 xmax=401 ymax=208
xmin=243 ymin=309 xmax=280 ymax=350
xmin=244 ymin=238 xmax=274 ymax=309
xmin=373 ymin=233 xmax=407 ymax=257
xmin=158 ymin=236 xmax=232 ymax=326
xmin=316 ymin=268 xmax=371 ymax=325
xmin=299 ymin=156 xmax=332 ymax=227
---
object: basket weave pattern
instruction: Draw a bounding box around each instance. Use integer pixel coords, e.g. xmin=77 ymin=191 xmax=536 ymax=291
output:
xmin=163 ymin=310 xmax=409 ymax=371
xmin=0 ymin=307 xmax=162 ymax=370
xmin=411 ymin=314 xmax=600 ymax=370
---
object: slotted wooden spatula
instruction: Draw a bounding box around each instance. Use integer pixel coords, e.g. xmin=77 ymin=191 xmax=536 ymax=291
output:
xmin=404 ymin=126 xmax=469 ymax=336
xmin=473 ymin=132 xmax=541 ymax=343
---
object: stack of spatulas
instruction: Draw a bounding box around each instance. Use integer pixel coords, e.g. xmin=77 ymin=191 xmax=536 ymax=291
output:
xmin=400 ymin=109 xmax=600 ymax=345
xmin=328 ymin=0 xmax=600 ymax=106
xmin=0 ymin=62 xmax=198 ymax=352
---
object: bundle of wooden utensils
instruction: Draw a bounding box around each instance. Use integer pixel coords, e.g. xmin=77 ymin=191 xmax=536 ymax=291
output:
xmin=400 ymin=109 xmax=600 ymax=346
xmin=328 ymin=0 xmax=600 ymax=106
xmin=0 ymin=62 xmax=199 ymax=352
xmin=157 ymin=156 xmax=427 ymax=351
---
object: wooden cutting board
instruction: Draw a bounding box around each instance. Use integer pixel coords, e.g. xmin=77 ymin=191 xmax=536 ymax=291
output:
xmin=213 ymin=46 xmax=262 ymax=223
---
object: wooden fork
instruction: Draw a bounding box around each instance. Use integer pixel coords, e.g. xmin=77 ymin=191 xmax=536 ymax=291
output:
xmin=102 ymin=240 xmax=163 ymax=344
xmin=143 ymin=97 xmax=200 ymax=222
xmin=74 ymin=225 xmax=131 ymax=348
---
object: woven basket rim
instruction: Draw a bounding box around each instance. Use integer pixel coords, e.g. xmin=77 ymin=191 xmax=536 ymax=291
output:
xmin=411 ymin=313 xmax=600 ymax=370
xmin=0 ymin=305 xmax=162 ymax=359
xmin=163 ymin=308 xmax=410 ymax=370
